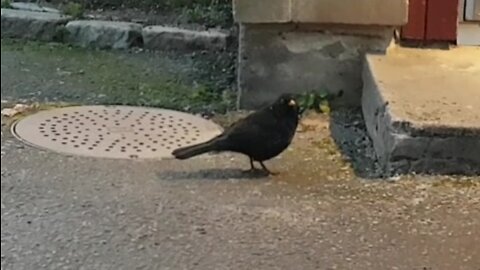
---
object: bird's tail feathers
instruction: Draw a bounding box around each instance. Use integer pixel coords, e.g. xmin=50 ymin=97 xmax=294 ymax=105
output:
xmin=171 ymin=140 xmax=218 ymax=160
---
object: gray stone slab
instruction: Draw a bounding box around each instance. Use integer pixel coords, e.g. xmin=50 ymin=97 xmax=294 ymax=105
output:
xmin=366 ymin=46 xmax=480 ymax=137
xmin=1 ymin=8 xmax=70 ymax=41
xmin=143 ymin=26 xmax=229 ymax=51
xmin=65 ymin=20 xmax=143 ymax=49
xmin=362 ymin=46 xmax=480 ymax=176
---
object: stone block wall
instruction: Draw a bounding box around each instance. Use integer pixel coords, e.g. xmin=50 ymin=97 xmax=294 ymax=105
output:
xmin=233 ymin=0 xmax=408 ymax=109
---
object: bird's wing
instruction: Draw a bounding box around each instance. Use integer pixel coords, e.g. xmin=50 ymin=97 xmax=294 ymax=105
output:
xmin=219 ymin=110 xmax=278 ymax=146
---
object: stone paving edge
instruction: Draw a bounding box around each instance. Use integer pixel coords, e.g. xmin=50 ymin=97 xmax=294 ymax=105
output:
xmin=1 ymin=7 xmax=230 ymax=51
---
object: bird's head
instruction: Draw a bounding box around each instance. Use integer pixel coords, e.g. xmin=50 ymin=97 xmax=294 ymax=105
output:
xmin=271 ymin=93 xmax=299 ymax=115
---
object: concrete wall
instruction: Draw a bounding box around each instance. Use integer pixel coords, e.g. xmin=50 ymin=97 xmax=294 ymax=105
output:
xmin=238 ymin=24 xmax=394 ymax=109
xmin=233 ymin=0 xmax=408 ymax=109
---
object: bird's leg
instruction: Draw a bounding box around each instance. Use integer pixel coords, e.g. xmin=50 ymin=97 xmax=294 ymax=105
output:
xmin=259 ymin=162 xmax=278 ymax=175
xmin=249 ymin=157 xmax=256 ymax=171
xmin=243 ymin=157 xmax=257 ymax=173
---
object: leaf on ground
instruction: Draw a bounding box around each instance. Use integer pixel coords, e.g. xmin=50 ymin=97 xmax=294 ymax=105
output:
xmin=1 ymin=104 xmax=33 ymax=117
xmin=318 ymin=100 xmax=331 ymax=114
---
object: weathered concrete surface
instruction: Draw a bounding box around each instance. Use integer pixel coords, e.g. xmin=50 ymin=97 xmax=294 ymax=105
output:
xmin=2 ymin=39 xmax=480 ymax=270
xmin=65 ymin=20 xmax=143 ymax=49
xmin=2 ymin=112 xmax=480 ymax=270
xmin=233 ymin=0 xmax=408 ymax=25
xmin=1 ymin=8 xmax=70 ymax=41
xmin=238 ymin=24 xmax=393 ymax=109
xmin=143 ymin=26 xmax=228 ymax=51
xmin=362 ymin=46 xmax=480 ymax=175
xmin=233 ymin=0 xmax=407 ymax=109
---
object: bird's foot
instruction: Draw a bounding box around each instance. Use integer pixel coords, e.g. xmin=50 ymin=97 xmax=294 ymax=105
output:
xmin=245 ymin=159 xmax=279 ymax=176
xmin=259 ymin=162 xmax=279 ymax=176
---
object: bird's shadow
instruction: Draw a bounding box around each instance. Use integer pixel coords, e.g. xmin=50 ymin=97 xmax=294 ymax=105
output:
xmin=156 ymin=168 xmax=269 ymax=181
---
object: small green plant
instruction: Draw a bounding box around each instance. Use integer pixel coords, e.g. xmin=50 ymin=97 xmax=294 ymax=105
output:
xmin=297 ymin=90 xmax=344 ymax=115
xmin=63 ymin=2 xmax=85 ymax=19
xmin=1 ymin=0 xmax=12 ymax=8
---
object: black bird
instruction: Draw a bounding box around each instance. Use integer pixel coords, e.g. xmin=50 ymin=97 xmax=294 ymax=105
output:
xmin=172 ymin=94 xmax=300 ymax=175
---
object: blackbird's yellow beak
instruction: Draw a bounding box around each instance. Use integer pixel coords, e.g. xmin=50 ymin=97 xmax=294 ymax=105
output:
xmin=288 ymin=99 xmax=296 ymax=107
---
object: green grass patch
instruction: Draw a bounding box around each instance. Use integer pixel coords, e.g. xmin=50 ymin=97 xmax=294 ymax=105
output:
xmin=1 ymin=39 xmax=235 ymax=113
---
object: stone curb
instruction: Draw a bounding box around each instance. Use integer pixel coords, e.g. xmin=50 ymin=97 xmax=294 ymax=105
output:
xmin=9 ymin=2 xmax=60 ymax=13
xmin=65 ymin=20 xmax=143 ymax=50
xmin=1 ymin=7 xmax=230 ymax=52
xmin=1 ymin=8 xmax=70 ymax=41
xmin=143 ymin=26 xmax=229 ymax=51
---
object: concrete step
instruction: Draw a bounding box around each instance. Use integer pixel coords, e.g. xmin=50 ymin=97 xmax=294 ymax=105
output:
xmin=362 ymin=46 xmax=480 ymax=176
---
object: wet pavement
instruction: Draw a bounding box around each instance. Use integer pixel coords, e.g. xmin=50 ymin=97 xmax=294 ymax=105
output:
xmin=2 ymin=40 xmax=480 ymax=270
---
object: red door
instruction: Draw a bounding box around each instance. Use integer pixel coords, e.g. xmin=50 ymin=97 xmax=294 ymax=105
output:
xmin=401 ymin=0 xmax=459 ymax=42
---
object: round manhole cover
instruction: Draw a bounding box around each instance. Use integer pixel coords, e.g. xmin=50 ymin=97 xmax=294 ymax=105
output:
xmin=12 ymin=106 xmax=223 ymax=159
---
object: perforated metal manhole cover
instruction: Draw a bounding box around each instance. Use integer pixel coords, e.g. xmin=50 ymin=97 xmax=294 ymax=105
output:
xmin=12 ymin=106 xmax=223 ymax=159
